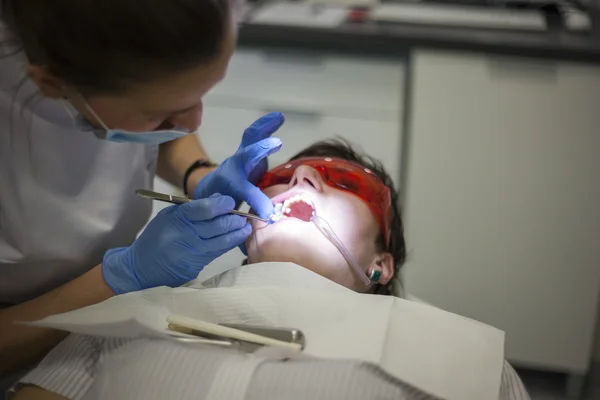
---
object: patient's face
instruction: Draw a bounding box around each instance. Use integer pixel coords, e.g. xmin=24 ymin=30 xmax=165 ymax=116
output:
xmin=245 ymin=163 xmax=383 ymax=292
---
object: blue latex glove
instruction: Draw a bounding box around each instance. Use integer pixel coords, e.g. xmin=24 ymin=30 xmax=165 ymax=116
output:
xmin=193 ymin=112 xmax=284 ymax=219
xmin=101 ymin=194 xmax=250 ymax=294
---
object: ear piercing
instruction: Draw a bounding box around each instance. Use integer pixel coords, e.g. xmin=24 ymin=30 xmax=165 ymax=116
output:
xmin=368 ymin=269 xmax=381 ymax=283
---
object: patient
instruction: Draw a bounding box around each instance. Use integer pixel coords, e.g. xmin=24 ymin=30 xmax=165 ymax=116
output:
xmin=246 ymin=139 xmax=405 ymax=295
xmin=10 ymin=140 xmax=530 ymax=400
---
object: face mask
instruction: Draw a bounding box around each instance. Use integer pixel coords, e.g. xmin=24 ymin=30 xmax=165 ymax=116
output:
xmin=63 ymin=98 xmax=196 ymax=144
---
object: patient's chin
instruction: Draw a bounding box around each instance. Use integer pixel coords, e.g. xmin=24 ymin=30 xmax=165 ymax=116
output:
xmin=246 ymin=232 xmax=317 ymax=265
xmin=245 ymin=226 xmax=355 ymax=288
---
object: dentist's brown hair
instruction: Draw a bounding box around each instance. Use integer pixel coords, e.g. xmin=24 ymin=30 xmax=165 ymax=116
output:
xmin=1 ymin=0 xmax=231 ymax=95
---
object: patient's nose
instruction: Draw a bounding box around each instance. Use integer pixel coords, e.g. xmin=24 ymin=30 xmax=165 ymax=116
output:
xmin=288 ymin=166 xmax=324 ymax=192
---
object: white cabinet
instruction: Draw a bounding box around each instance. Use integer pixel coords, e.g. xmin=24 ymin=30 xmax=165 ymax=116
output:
xmin=404 ymin=49 xmax=600 ymax=375
xmin=202 ymin=48 xmax=404 ymax=183
xmin=209 ymin=49 xmax=402 ymax=121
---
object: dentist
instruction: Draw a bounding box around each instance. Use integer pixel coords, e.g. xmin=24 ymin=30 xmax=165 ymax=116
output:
xmin=0 ymin=0 xmax=283 ymax=383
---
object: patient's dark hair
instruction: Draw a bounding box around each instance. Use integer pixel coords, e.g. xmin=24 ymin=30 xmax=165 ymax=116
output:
xmin=290 ymin=138 xmax=406 ymax=296
xmin=1 ymin=0 xmax=231 ymax=95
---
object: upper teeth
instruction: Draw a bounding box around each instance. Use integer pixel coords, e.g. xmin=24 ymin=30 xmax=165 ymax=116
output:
xmin=282 ymin=194 xmax=314 ymax=212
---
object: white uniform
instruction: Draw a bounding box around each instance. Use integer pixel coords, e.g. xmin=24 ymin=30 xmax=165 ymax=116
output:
xmin=0 ymin=27 xmax=157 ymax=305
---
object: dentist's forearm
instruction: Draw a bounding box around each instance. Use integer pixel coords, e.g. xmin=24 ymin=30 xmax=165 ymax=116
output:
xmin=0 ymin=264 xmax=114 ymax=376
xmin=156 ymin=135 xmax=216 ymax=192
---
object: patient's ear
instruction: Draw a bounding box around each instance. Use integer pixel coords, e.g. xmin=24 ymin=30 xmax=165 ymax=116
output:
xmin=368 ymin=252 xmax=394 ymax=285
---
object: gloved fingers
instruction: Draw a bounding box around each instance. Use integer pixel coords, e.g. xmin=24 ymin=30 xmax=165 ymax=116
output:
xmin=195 ymin=214 xmax=248 ymax=239
xmin=179 ymin=195 xmax=235 ymax=222
xmin=239 ymin=112 xmax=285 ymax=150
xmin=202 ymin=223 xmax=252 ymax=253
xmin=240 ymin=137 xmax=282 ymax=175
xmin=247 ymin=158 xmax=269 ymax=185
xmin=232 ymin=180 xmax=274 ymax=219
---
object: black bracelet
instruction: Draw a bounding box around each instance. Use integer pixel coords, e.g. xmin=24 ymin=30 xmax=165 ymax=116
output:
xmin=183 ymin=159 xmax=218 ymax=197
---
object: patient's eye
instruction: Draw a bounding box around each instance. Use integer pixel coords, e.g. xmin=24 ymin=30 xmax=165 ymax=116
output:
xmin=337 ymin=177 xmax=359 ymax=192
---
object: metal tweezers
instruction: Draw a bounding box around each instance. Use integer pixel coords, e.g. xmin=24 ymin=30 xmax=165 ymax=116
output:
xmin=167 ymin=321 xmax=306 ymax=353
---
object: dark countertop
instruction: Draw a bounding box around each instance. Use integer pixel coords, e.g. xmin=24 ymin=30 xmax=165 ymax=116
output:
xmin=238 ymin=7 xmax=600 ymax=63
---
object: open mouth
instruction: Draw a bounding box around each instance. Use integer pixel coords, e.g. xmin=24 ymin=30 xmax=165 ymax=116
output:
xmin=271 ymin=193 xmax=316 ymax=222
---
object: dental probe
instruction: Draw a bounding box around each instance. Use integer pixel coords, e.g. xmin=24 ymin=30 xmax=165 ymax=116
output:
xmin=135 ymin=189 xmax=270 ymax=223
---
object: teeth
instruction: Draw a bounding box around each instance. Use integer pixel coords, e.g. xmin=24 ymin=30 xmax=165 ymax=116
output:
xmin=282 ymin=194 xmax=314 ymax=211
xmin=268 ymin=203 xmax=285 ymax=222
xmin=271 ymin=193 xmax=315 ymax=222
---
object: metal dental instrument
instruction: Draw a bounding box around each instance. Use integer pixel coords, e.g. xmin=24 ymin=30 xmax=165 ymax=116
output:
xmin=168 ymin=322 xmax=306 ymax=352
xmin=167 ymin=315 xmax=303 ymax=352
xmin=136 ymin=189 xmax=269 ymax=223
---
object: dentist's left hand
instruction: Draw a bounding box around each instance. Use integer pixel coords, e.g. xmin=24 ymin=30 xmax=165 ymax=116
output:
xmin=193 ymin=112 xmax=284 ymax=219
xmin=101 ymin=194 xmax=249 ymax=294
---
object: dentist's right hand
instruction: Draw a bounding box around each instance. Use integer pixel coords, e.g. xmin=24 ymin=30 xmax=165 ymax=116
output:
xmin=101 ymin=194 xmax=250 ymax=294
